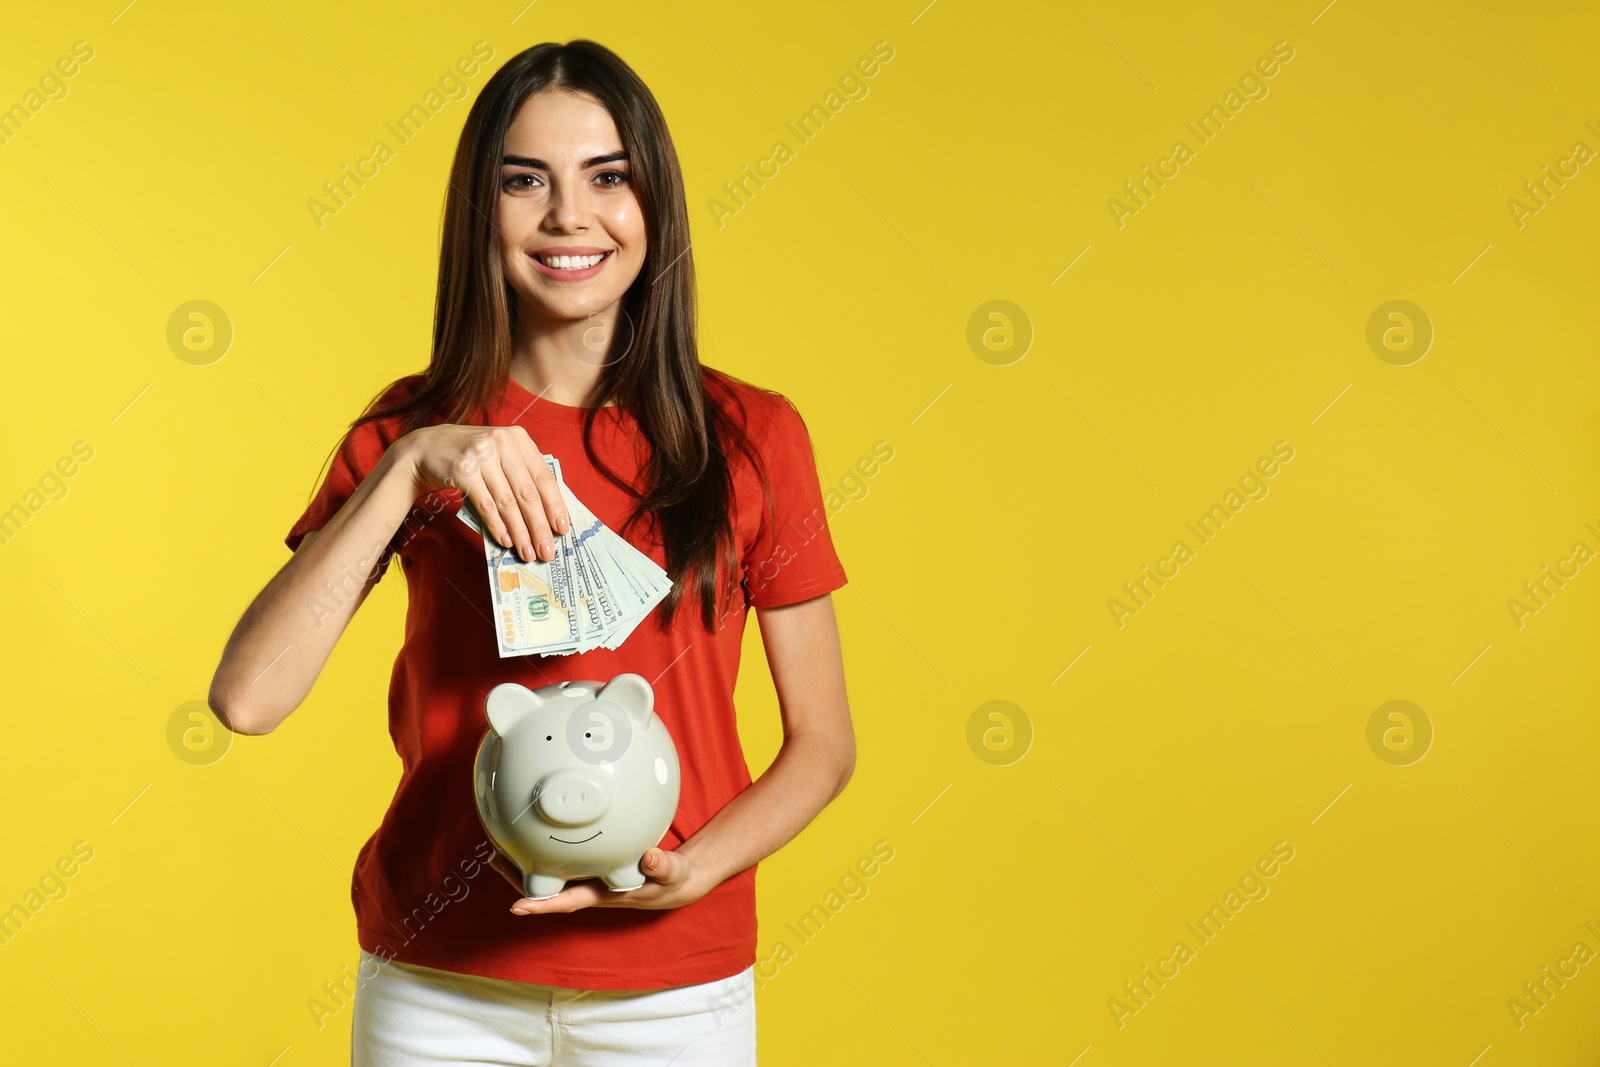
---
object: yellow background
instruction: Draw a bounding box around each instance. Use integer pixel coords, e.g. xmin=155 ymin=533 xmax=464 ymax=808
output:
xmin=2 ymin=0 xmax=1597 ymax=1063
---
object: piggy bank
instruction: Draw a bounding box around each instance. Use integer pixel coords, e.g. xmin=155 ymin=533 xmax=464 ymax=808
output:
xmin=474 ymin=674 xmax=681 ymax=900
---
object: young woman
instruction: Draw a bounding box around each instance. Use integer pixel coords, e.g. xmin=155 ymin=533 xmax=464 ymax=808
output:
xmin=209 ymin=39 xmax=854 ymax=1066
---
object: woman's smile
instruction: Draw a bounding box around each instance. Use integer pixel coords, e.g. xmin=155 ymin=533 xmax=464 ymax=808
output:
xmin=531 ymin=246 xmax=615 ymax=281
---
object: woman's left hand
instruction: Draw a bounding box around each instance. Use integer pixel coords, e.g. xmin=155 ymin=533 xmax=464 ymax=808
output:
xmin=492 ymin=847 xmax=710 ymax=915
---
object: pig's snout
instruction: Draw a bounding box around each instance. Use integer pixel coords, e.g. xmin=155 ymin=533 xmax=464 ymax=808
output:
xmin=534 ymin=771 xmax=611 ymax=827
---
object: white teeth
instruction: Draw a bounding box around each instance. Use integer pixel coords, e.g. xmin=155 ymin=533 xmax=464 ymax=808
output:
xmin=537 ymin=253 xmax=605 ymax=269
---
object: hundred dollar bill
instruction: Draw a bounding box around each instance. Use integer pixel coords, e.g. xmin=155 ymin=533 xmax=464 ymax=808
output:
xmin=457 ymin=454 xmax=671 ymax=657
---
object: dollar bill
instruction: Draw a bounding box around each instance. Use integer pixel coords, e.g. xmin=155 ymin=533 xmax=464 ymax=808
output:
xmin=457 ymin=454 xmax=671 ymax=657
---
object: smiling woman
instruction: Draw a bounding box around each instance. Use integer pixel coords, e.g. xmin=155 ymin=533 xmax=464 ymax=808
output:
xmin=209 ymin=38 xmax=854 ymax=1067
xmin=496 ymin=96 xmax=648 ymax=329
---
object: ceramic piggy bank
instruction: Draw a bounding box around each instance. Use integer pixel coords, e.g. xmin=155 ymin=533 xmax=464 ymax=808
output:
xmin=474 ymin=674 xmax=681 ymax=900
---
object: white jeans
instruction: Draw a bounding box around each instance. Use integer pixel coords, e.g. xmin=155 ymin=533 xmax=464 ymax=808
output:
xmin=350 ymin=950 xmax=757 ymax=1066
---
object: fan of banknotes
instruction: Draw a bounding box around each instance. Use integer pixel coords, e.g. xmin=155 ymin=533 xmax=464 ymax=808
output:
xmin=456 ymin=454 xmax=671 ymax=658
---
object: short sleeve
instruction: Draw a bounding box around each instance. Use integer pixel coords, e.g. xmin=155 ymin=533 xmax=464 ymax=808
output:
xmin=741 ymin=394 xmax=849 ymax=609
xmin=284 ymin=379 xmax=418 ymax=572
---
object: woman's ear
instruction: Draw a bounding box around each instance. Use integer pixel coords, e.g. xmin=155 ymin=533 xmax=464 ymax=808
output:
xmin=485 ymin=683 xmax=544 ymax=735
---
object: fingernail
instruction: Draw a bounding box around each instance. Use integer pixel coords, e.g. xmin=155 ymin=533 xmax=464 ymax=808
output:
xmin=521 ymin=543 xmax=535 ymax=561
xmin=540 ymin=539 xmax=554 ymax=559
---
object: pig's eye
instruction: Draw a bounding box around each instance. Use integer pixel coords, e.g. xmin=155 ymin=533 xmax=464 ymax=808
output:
xmin=545 ymin=735 xmax=552 ymax=740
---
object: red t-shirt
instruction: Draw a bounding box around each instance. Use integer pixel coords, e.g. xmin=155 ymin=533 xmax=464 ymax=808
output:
xmin=284 ymin=367 xmax=848 ymax=990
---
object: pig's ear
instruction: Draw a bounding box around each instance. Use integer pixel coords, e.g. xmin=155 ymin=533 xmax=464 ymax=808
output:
xmin=598 ymin=673 xmax=654 ymax=726
xmin=485 ymin=683 xmax=543 ymax=735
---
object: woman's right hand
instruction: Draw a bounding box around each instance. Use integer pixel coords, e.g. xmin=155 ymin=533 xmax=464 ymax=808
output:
xmin=398 ymin=424 xmax=569 ymax=562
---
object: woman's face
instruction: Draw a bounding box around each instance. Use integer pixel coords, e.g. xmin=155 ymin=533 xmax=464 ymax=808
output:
xmin=498 ymin=88 xmax=646 ymax=329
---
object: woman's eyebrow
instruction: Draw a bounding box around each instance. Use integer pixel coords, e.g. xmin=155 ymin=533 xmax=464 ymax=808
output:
xmin=502 ymin=150 xmax=629 ymax=169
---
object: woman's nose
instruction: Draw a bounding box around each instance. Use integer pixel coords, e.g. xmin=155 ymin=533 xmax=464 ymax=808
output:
xmin=544 ymin=186 xmax=588 ymax=232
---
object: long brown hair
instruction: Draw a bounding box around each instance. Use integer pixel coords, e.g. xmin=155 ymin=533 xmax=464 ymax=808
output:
xmin=343 ymin=39 xmax=769 ymax=632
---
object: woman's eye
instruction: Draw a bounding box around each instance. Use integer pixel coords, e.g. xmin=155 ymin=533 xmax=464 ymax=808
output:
xmin=596 ymin=170 xmax=628 ymax=188
xmin=503 ymin=173 xmax=540 ymax=191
